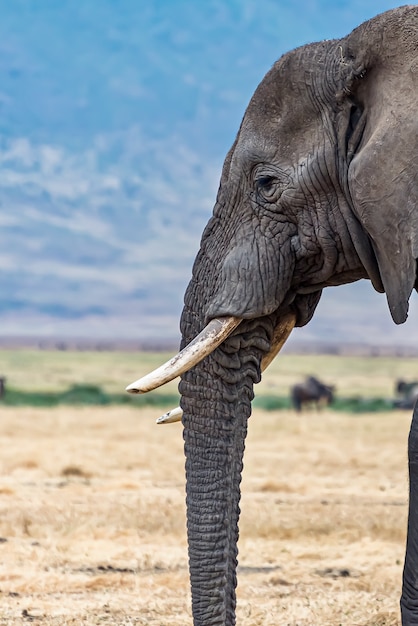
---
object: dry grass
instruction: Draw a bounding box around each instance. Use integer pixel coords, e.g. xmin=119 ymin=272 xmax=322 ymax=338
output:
xmin=0 ymin=350 xmax=179 ymax=395
xmin=0 ymin=348 xmax=415 ymax=398
xmin=257 ymin=352 xmax=418 ymax=398
xmin=0 ymin=401 xmax=411 ymax=625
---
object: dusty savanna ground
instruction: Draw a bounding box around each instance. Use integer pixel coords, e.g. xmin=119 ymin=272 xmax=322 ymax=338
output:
xmin=0 ymin=400 xmax=412 ymax=626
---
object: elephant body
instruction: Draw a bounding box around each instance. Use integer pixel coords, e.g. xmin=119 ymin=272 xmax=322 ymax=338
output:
xmin=138 ymin=7 xmax=418 ymax=625
xmin=291 ymin=375 xmax=335 ymax=412
xmin=179 ymin=7 xmax=418 ymax=625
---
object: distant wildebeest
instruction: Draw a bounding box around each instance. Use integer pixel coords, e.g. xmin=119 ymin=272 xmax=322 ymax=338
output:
xmin=394 ymin=379 xmax=418 ymax=409
xmin=291 ymin=376 xmax=335 ymax=413
xmin=0 ymin=377 xmax=6 ymax=399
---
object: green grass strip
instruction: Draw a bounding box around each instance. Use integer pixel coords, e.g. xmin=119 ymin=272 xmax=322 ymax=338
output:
xmin=0 ymin=385 xmax=399 ymax=413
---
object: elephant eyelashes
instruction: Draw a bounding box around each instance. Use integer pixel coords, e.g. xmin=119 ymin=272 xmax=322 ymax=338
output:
xmin=257 ymin=176 xmax=275 ymax=193
xmin=255 ymin=175 xmax=284 ymax=202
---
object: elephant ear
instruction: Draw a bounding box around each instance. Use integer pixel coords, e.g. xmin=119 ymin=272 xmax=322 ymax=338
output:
xmin=341 ymin=7 xmax=418 ymax=324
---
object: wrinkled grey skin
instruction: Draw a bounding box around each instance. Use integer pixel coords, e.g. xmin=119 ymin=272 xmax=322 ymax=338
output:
xmin=178 ymin=7 xmax=418 ymax=625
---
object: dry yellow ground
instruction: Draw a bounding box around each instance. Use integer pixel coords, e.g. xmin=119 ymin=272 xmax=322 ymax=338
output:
xmin=0 ymin=404 xmax=412 ymax=625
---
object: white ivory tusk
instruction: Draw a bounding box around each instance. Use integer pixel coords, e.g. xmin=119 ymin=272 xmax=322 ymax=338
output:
xmin=157 ymin=406 xmax=182 ymax=424
xmin=260 ymin=310 xmax=296 ymax=370
xmin=156 ymin=406 xmax=184 ymax=424
xmin=156 ymin=311 xmax=297 ymax=424
xmin=126 ymin=316 xmax=241 ymax=394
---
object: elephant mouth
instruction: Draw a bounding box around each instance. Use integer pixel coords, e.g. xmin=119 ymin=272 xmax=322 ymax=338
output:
xmin=296 ymin=266 xmax=368 ymax=293
xmin=126 ymin=311 xmax=296 ymax=396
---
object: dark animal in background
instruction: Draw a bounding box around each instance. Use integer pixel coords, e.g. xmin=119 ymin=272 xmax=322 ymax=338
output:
xmin=291 ymin=376 xmax=335 ymax=412
xmin=394 ymin=380 xmax=418 ymax=410
xmin=0 ymin=377 xmax=6 ymax=399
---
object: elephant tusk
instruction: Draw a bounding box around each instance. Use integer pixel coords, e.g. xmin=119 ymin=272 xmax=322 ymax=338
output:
xmin=126 ymin=316 xmax=242 ymax=394
xmin=157 ymin=406 xmax=182 ymax=424
xmin=156 ymin=311 xmax=297 ymax=424
xmin=156 ymin=406 xmax=183 ymax=424
xmin=260 ymin=310 xmax=296 ymax=370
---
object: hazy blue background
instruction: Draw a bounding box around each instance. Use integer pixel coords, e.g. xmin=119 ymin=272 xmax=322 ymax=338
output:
xmin=0 ymin=0 xmax=414 ymax=348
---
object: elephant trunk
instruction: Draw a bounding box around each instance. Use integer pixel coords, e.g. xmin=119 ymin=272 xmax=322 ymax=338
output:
xmin=181 ymin=374 xmax=249 ymax=625
xmin=179 ymin=318 xmax=270 ymax=625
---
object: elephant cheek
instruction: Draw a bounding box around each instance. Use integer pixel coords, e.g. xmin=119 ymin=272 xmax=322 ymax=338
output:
xmin=206 ymin=241 xmax=294 ymax=322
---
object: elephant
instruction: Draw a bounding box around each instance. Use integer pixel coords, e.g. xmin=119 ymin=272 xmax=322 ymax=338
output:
xmin=127 ymin=6 xmax=418 ymax=625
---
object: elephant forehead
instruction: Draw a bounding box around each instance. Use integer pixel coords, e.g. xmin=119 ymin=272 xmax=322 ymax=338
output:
xmin=234 ymin=124 xmax=279 ymax=165
xmin=241 ymin=42 xmax=339 ymax=157
xmin=235 ymin=67 xmax=328 ymax=167
xmin=234 ymin=102 xmax=320 ymax=171
xmin=235 ymin=100 xmax=298 ymax=167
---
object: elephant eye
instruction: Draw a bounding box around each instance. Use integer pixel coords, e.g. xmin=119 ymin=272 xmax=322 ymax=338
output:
xmin=256 ymin=175 xmax=280 ymax=201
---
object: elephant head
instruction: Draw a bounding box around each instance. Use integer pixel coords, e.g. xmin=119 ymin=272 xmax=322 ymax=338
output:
xmin=128 ymin=7 xmax=418 ymax=625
